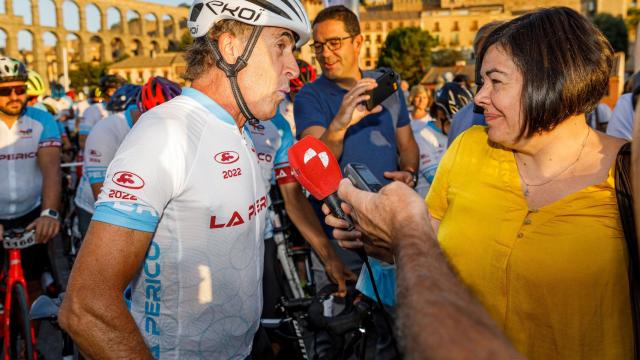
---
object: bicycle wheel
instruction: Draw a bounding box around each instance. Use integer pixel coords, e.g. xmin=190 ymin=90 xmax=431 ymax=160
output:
xmin=3 ymin=283 xmax=35 ymax=360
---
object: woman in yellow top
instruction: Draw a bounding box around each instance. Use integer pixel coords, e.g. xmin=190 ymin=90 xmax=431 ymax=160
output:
xmin=425 ymin=7 xmax=631 ymax=359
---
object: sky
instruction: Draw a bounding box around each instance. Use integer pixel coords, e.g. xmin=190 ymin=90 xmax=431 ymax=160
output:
xmin=8 ymin=0 xmax=190 ymax=51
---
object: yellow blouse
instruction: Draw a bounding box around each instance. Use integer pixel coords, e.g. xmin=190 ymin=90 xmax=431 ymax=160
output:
xmin=426 ymin=126 xmax=632 ymax=360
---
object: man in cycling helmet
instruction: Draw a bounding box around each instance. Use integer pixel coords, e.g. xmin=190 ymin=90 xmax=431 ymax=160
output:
xmin=431 ymin=82 xmax=472 ymax=136
xmin=106 ymin=84 xmax=142 ymax=113
xmin=61 ymin=0 xmax=311 ymax=357
xmin=79 ymin=75 xmax=124 ymax=149
xmin=74 ymin=82 xmax=152 ymax=239
xmin=0 ymin=58 xmax=62 ymax=298
xmin=280 ymin=59 xmax=317 ymax=134
xmin=138 ymin=76 xmax=182 ymax=112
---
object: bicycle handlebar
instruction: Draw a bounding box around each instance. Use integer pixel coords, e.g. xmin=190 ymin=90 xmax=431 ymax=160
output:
xmin=2 ymin=229 xmax=36 ymax=249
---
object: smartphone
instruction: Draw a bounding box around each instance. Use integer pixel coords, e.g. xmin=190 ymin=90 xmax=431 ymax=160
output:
xmin=365 ymin=70 xmax=400 ymax=111
xmin=344 ymin=163 xmax=383 ymax=193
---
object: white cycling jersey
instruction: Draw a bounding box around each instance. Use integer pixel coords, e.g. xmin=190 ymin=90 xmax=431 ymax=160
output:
xmin=74 ymin=108 xmax=134 ymax=214
xmin=93 ymin=88 xmax=267 ymax=359
xmin=411 ymin=117 xmax=447 ymax=198
xmin=248 ymin=111 xmax=296 ymax=239
xmin=0 ymin=107 xmax=61 ymax=219
xmin=79 ymin=102 xmax=110 ymax=136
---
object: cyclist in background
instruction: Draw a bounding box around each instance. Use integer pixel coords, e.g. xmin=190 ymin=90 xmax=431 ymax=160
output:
xmin=79 ymin=75 xmax=123 ymax=149
xmin=0 ymin=57 xmax=62 ymax=297
xmin=250 ymin=106 xmax=355 ymax=327
xmin=74 ymin=87 xmax=99 ymax=134
xmin=280 ymin=59 xmax=317 ymax=135
xmin=74 ymin=79 xmax=180 ymax=239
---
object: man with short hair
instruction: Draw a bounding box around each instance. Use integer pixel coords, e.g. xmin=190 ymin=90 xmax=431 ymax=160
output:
xmin=59 ymin=0 xmax=312 ymax=358
xmin=0 ymin=57 xmax=62 ymax=296
xmin=294 ymin=5 xmax=419 ymax=290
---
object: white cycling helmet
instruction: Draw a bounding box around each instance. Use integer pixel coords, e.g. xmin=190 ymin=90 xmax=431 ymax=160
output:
xmin=187 ymin=0 xmax=311 ymax=125
xmin=0 ymin=57 xmax=28 ymax=83
xmin=188 ymin=0 xmax=311 ymax=48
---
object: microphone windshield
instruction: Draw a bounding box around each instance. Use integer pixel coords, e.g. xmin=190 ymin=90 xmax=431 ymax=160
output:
xmin=288 ymin=136 xmax=343 ymax=200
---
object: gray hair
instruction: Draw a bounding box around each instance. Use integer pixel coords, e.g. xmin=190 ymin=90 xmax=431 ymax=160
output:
xmin=183 ymin=20 xmax=253 ymax=81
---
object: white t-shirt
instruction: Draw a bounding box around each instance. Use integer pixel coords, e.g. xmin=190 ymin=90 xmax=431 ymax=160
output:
xmin=92 ymin=88 xmax=267 ymax=359
xmin=248 ymin=111 xmax=296 ymax=239
xmin=0 ymin=107 xmax=61 ymax=219
xmin=606 ymin=93 xmax=634 ymax=140
xmin=74 ymin=108 xmax=134 ymax=214
xmin=79 ymin=102 xmax=110 ymax=136
xmin=411 ymin=116 xmax=448 ymax=198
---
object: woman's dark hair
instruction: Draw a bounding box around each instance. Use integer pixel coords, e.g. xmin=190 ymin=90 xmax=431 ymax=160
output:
xmin=476 ymin=7 xmax=613 ymax=139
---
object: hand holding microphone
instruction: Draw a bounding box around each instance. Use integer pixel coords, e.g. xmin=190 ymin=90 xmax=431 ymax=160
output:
xmin=288 ymin=136 xmax=395 ymax=261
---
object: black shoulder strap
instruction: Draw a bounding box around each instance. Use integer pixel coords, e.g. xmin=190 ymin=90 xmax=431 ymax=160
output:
xmin=615 ymin=142 xmax=640 ymax=360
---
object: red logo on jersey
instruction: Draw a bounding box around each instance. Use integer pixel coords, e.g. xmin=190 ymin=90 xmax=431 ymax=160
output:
xmin=90 ymin=149 xmax=102 ymax=157
xmin=214 ymin=151 xmax=240 ymax=164
xmin=113 ymin=171 xmax=145 ymax=189
xmin=209 ymin=196 xmax=268 ymax=230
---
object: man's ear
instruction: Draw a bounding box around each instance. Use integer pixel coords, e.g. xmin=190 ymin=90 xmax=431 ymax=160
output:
xmin=215 ymin=32 xmax=240 ymax=65
xmin=353 ymin=33 xmax=363 ymax=53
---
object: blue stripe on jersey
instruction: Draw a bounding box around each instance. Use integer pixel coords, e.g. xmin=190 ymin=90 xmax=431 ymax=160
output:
xmin=181 ymin=87 xmax=236 ymax=127
xmin=25 ymin=107 xmax=62 ymax=144
xmin=271 ymin=112 xmax=294 ymax=169
xmin=93 ymin=202 xmax=159 ymax=233
xmin=79 ymin=123 xmax=92 ymax=135
xmin=85 ymin=166 xmax=108 ymax=184
xmin=125 ymin=106 xmax=135 ymax=128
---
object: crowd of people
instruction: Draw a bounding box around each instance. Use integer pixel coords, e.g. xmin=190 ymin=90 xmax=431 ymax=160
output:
xmin=0 ymin=0 xmax=639 ymax=359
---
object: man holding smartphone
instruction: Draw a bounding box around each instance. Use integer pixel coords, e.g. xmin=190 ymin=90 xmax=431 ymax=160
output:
xmin=293 ymin=5 xmax=418 ymax=294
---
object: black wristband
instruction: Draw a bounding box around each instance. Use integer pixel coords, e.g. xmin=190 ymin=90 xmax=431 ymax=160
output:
xmin=407 ymin=170 xmax=418 ymax=188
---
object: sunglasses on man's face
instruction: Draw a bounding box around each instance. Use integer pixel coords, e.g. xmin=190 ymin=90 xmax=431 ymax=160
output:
xmin=0 ymin=85 xmax=27 ymax=97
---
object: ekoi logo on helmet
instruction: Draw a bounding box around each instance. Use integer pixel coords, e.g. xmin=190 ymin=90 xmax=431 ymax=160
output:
xmin=113 ymin=171 xmax=145 ymax=189
xmin=214 ymin=151 xmax=240 ymax=164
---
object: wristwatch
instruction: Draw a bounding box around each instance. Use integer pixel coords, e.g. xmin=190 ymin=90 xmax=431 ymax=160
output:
xmin=40 ymin=208 xmax=60 ymax=221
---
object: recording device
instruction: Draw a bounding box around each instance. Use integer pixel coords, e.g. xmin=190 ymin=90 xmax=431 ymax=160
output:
xmin=344 ymin=163 xmax=383 ymax=193
xmin=287 ymin=136 xmax=355 ymax=231
xmin=365 ymin=69 xmax=400 ymax=111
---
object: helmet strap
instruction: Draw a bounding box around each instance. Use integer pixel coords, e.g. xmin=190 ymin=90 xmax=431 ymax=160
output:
xmin=208 ymin=26 xmax=263 ymax=126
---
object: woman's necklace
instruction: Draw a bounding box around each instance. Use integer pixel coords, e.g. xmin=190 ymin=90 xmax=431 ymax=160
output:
xmin=515 ymin=127 xmax=591 ymax=197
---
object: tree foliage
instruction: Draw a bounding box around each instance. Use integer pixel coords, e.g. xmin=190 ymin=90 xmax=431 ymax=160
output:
xmin=68 ymin=62 xmax=110 ymax=90
xmin=592 ymin=13 xmax=628 ymax=56
xmin=377 ymin=27 xmax=437 ymax=85
xmin=431 ymin=49 xmax=464 ymax=67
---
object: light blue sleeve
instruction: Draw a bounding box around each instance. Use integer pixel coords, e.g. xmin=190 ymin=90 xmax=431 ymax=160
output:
xmin=92 ymin=202 xmax=159 ymax=233
xmin=85 ymin=166 xmax=108 ymax=184
xmin=272 ymin=112 xmax=294 ymax=169
xmin=606 ymin=94 xmax=633 ymax=140
xmin=27 ymin=107 xmax=62 ymax=147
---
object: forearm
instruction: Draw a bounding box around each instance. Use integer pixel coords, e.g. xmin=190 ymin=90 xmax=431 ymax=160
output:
xmin=397 ymin=141 xmax=419 ymax=173
xmin=281 ymin=185 xmax=338 ymax=262
xmin=394 ymin=226 xmax=522 ymax=359
xmin=79 ymin=135 xmax=87 ymax=150
xmin=39 ymin=153 xmax=61 ymax=211
xmin=319 ymin=121 xmax=348 ymax=159
xmin=61 ymin=294 xmax=152 ymax=359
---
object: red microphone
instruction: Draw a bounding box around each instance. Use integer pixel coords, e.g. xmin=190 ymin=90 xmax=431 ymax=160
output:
xmin=288 ymin=136 xmax=355 ymax=231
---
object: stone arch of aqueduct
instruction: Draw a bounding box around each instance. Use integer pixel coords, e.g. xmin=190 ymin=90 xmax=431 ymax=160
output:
xmin=0 ymin=0 xmax=189 ymax=86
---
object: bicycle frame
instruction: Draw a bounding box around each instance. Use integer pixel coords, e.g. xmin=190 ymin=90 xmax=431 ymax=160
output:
xmin=0 ymin=248 xmax=37 ymax=360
